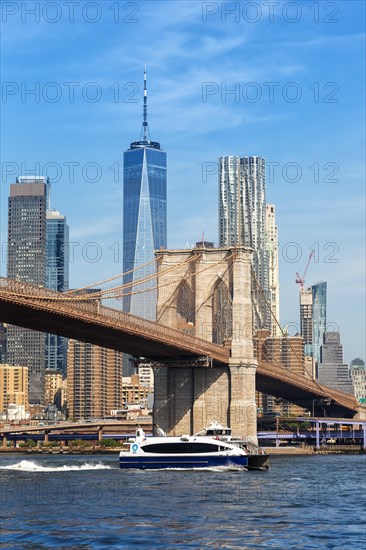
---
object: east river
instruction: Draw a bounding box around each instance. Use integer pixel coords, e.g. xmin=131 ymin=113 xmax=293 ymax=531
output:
xmin=0 ymin=453 xmax=365 ymax=549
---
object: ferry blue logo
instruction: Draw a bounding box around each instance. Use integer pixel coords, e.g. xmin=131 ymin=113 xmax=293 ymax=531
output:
xmin=131 ymin=443 xmax=139 ymax=453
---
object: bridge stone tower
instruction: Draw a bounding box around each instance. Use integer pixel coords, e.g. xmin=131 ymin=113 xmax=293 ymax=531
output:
xmin=153 ymin=246 xmax=258 ymax=442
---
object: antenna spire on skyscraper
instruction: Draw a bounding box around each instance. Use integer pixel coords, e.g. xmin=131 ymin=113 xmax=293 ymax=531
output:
xmin=141 ymin=65 xmax=150 ymax=142
xmin=131 ymin=67 xmax=160 ymax=150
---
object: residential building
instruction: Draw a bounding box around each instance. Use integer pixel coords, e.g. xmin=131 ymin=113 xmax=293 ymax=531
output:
xmin=350 ymin=358 xmax=366 ymax=403
xmin=45 ymin=369 xmax=64 ymax=410
xmin=7 ymin=176 xmax=48 ymax=403
xmin=317 ymin=332 xmax=354 ymax=395
xmin=122 ymin=374 xmax=150 ymax=406
xmin=265 ymin=204 xmax=280 ymax=335
xmin=123 ymin=67 xmax=167 ymax=320
xmin=0 ymin=364 xmax=28 ymax=416
xmin=137 ymin=361 xmax=154 ymax=389
xmin=46 ymin=210 xmax=69 ymax=376
xmin=219 ymin=155 xmax=270 ymax=330
xmin=67 ymin=340 xmax=123 ymax=420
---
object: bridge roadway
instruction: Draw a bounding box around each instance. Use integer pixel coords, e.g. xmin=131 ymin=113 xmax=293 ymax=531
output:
xmin=0 ymin=278 xmax=361 ymax=417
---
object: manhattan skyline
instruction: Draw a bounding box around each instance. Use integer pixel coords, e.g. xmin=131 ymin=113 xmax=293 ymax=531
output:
xmin=1 ymin=1 xmax=364 ymax=361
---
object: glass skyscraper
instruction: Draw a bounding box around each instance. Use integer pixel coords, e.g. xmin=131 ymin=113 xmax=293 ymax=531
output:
xmin=312 ymin=281 xmax=327 ymax=364
xmin=46 ymin=210 xmax=69 ymax=376
xmin=123 ymin=68 xmax=167 ymax=320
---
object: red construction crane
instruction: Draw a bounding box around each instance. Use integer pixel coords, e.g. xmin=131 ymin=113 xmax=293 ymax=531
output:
xmin=295 ymin=250 xmax=314 ymax=287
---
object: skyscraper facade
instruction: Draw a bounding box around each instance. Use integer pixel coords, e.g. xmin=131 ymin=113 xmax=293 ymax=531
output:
xmin=219 ymin=155 xmax=270 ymax=330
xmin=7 ymin=176 xmax=48 ymax=403
xmin=46 ymin=210 xmax=69 ymax=376
xmin=123 ymin=68 xmax=167 ymax=321
xmin=311 ymin=281 xmax=327 ymax=364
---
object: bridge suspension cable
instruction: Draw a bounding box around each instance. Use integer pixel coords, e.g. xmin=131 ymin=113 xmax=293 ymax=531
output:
xmin=3 ymin=253 xmax=200 ymax=302
xmin=67 ymin=253 xmax=201 ymax=302
xmin=63 ymin=256 xmax=159 ymax=295
xmin=74 ymin=252 xmax=238 ymax=301
xmin=1 ymin=252 xmax=239 ymax=304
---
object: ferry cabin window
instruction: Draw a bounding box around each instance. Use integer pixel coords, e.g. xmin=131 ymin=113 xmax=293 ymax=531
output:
xmin=142 ymin=442 xmax=220 ymax=454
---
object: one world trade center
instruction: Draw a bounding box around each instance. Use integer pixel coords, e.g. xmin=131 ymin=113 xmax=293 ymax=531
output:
xmin=123 ymin=68 xmax=167 ymax=320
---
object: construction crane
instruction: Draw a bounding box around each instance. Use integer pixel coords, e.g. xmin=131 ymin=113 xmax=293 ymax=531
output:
xmin=295 ymin=250 xmax=314 ymax=287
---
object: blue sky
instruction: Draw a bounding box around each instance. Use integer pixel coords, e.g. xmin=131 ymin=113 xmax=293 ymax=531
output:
xmin=1 ymin=0 xmax=365 ymax=362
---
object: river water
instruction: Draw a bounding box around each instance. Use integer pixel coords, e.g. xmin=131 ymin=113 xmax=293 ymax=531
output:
xmin=0 ymin=453 xmax=365 ymax=549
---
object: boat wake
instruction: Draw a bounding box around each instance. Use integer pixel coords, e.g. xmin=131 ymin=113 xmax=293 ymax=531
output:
xmin=148 ymin=466 xmax=248 ymax=472
xmin=0 ymin=460 xmax=112 ymax=472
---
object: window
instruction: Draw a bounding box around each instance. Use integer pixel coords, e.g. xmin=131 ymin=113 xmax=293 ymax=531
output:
xmin=141 ymin=442 xmax=220 ymax=454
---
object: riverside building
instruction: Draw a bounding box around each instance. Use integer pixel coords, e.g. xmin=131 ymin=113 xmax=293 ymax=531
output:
xmin=67 ymin=340 xmax=123 ymax=420
xmin=350 ymin=358 xmax=366 ymax=403
xmin=0 ymin=364 xmax=28 ymax=417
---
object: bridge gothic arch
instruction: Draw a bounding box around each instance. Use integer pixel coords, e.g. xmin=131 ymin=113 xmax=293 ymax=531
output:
xmin=211 ymin=277 xmax=232 ymax=345
xmin=176 ymin=279 xmax=195 ymax=329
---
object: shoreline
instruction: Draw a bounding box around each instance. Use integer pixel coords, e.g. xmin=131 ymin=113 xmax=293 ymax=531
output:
xmin=263 ymin=446 xmax=365 ymax=455
xmin=1 ymin=446 xmax=365 ymax=456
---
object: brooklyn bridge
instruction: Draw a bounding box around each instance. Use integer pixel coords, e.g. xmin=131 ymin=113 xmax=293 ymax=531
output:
xmin=0 ymin=245 xmax=362 ymax=441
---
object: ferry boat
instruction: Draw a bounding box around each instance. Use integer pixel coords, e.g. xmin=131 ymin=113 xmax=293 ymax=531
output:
xmin=119 ymin=423 xmax=269 ymax=470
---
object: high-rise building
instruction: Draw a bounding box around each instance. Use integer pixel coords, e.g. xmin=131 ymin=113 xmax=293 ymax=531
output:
xmin=317 ymin=332 xmax=353 ymax=395
xmin=350 ymin=358 xmax=366 ymax=403
xmin=320 ymin=331 xmax=343 ymax=364
xmin=0 ymin=323 xmax=7 ymax=363
xmin=300 ymin=287 xmax=313 ymax=356
xmin=299 ymin=281 xmax=327 ymax=365
xmin=219 ymin=155 xmax=270 ymax=330
xmin=311 ymin=281 xmax=327 ymax=364
xmin=67 ymin=340 xmax=123 ymax=420
xmin=46 ymin=210 xmax=69 ymax=376
xmin=7 ymin=176 xmax=48 ymax=403
xmin=123 ymin=67 xmax=167 ymax=320
xmin=265 ymin=205 xmax=280 ymax=335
